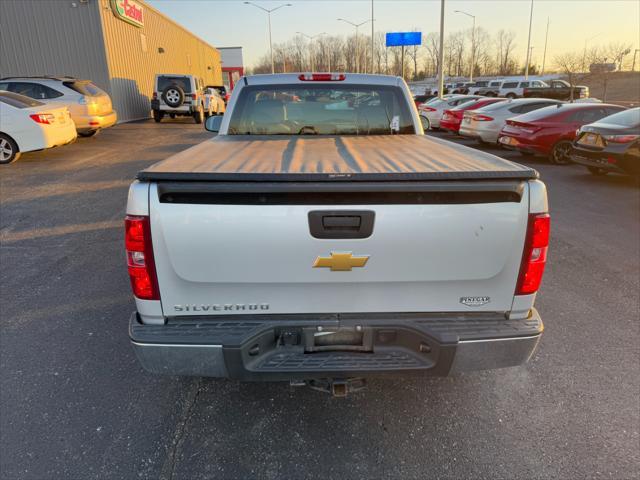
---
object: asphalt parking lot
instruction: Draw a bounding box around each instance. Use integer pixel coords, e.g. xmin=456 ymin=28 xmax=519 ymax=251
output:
xmin=1 ymin=120 xmax=638 ymax=480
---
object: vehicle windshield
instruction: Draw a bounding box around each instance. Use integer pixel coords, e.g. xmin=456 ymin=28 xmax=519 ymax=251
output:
xmin=157 ymin=76 xmax=191 ymax=93
xmin=0 ymin=91 xmax=44 ymax=108
xmin=599 ymin=108 xmax=640 ymax=128
xmin=63 ymin=80 xmax=105 ymax=96
xmin=227 ymin=84 xmax=415 ymax=135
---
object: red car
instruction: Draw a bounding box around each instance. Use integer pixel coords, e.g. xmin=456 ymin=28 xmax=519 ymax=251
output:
xmin=498 ymin=103 xmax=626 ymax=164
xmin=440 ymin=98 xmax=506 ymax=134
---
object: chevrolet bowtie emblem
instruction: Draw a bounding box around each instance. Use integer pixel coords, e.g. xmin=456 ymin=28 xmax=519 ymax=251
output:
xmin=313 ymin=252 xmax=370 ymax=271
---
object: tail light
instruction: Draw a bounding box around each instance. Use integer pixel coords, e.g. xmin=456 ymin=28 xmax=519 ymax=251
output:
xmin=125 ymin=215 xmax=159 ymax=300
xmin=152 ymin=92 xmax=157 ymax=100
xmin=190 ymin=93 xmax=198 ymax=101
xmin=298 ymin=73 xmax=346 ymax=81
xmin=472 ymin=114 xmax=493 ymax=121
xmin=509 ymin=121 xmax=540 ymax=134
xmin=516 ymin=213 xmax=550 ymax=295
xmin=30 ymin=113 xmax=55 ymax=124
xmin=420 ymin=106 xmax=437 ymax=112
xmin=604 ymin=134 xmax=639 ymax=144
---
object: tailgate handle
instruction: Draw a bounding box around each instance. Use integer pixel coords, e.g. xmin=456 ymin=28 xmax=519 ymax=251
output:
xmin=308 ymin=210 xmax=375 ymax=239
xmin=322 ymin=215 xmax=361 ymax=229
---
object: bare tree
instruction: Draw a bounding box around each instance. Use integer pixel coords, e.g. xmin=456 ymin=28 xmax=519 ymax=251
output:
xmin=495 ymin=30 xmax=517 ymax=75
xmin=424 ymin=32 xmax=440 ymax=78
xmin=554 ymin=52 xmax=583 ymax=101
xmin=606 ymin=42 xmax=633 ymax=70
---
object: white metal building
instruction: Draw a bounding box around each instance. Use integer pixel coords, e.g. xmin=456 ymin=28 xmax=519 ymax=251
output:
xmin=0 ymin=0 xmax=222 ymax=122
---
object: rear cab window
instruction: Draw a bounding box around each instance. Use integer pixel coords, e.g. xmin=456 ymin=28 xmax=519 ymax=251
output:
xmin=228 ymin=84 xmax=415 ymax=135
xmin=502 ymin=82 xmax=518 ymax=89
xmin=0 ymin=91 xmax=45 ymax=108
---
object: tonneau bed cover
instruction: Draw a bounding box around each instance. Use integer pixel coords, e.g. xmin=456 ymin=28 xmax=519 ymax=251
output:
xmin=137 ymin=135 xmax=538 ymax=182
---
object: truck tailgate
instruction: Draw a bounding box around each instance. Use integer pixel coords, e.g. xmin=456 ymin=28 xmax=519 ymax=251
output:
xmin=149 ymin=180 xmax=530 ymax=316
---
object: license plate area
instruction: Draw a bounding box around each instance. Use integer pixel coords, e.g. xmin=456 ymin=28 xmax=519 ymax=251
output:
xmin=304 ymin=327 xmax=373 ymax=353
xmin=578 ymin=133 xmax=603 ymax=147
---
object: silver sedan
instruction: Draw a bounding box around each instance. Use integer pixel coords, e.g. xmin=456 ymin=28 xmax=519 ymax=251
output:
xmin=459 ymin=98 xmax=562 ymax=144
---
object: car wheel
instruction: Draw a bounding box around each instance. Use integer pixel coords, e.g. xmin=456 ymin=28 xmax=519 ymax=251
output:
xmin=506 ymin=93 xmax=517 ymax=99
xmin=153 ymin=110 xmax=164 ymax=123
xmin=420 ymin=115 xmax=431 ymax=130
xmin=78 ymin=130 xmax=99 ymax=137
xmin=587 ymin=166 xmax=609 ymax=176
xmin=193 ymin=104 xmax=204 ymax=124
xmin=549 ymin=140 xmax=573 ymax=165
xmin=0 ymin=134 xmax=20 ymax=164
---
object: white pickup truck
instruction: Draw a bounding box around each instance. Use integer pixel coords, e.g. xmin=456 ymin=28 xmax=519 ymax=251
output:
xmin=126 ymin=73 xmax=549 ymax=393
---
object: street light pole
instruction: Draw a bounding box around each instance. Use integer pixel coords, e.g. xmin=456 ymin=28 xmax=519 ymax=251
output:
xmin=371 ymin=0 xmax=375 ymax=73
xmin=541 ymin=17 xmax=549 ymax=76
xmin=296 ymin=32 xmax=327 ymax=71
xmin=454 ymin=10 xmax=476 ymax=82
xmin=338 ymin=18 xmax=370 ymax=73
xmin=244 ymin=2 xmax=292 ymax=74
xmin=524 ymin=0 xmax=534 ymax=80
xmin=437 ymin=0 xmax=445 ymax=99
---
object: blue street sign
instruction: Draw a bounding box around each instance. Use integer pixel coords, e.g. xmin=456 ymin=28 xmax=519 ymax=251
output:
xmin=385 ymin=32 xmax=422 ymax=47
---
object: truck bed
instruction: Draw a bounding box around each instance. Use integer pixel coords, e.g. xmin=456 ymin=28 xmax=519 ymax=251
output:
xmin=137 ymin=135 xmax=538 ymax=182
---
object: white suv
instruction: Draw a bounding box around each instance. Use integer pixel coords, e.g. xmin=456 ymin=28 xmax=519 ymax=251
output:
xmin=0 ymin=76 xmax=117 ymax=137
xmin=498 ymin=80 xmax=548 ymax=99
xmin=151 ymin=74 xmax=208 ymax=124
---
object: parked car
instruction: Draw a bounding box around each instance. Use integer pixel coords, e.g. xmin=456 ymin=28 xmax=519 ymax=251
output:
xmin=151 ymin=74 xmax=208 ymax=124
xmin=212 ymin=85 xmax=230 ymax=104
xmin=418 ymin=95 xmax=481 ymax=129
xmin=413 ymin=94 xmax=435 ymax=109
xmin=451 ymin=82 xmax=474 ymax=94
xmin=0 ymin=76 xmax=117 ymax=136
xmin=0 ymin=91 xmax=77 ymax=164
xmin=571 ymin=107 xmax=640 ymax=176
xmin=498 ymin=103 xmax=626 ymax=164
xmin=459 ymin=98 xmax=563 ymax=144
xmin=126 ymin=73 xmax=548 ymax=391
xmin=523 ymin=79 xmax=589 ymax=101
xmin=498 ymin=80 xmax=548 ymax=99
xmin=477 ymin=80 xmax=504 ymax=97
xmin=440 ymin=97 xmax=507 ymax=134
xmin=469 ymin=80 xmax=489 ymax=94
xmin=203 ymin=86 xmax=226 ymax=116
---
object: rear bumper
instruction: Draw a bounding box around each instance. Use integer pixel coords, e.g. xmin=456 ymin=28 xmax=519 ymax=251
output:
xmin=74 ymin=111 xmax=117 ymax=131
xmin=440 ymin=120 xmax=462 ymax=133
xmin=130 ymin=310 xmax=543 ymax=380
xmin=460 ymin=124 xmax=499 ymax=143
xmin=571 ymin=148 xmax=639 ymax=176
xmin=499 ymin=134 xmax=548 ymax=155
xmin=151 ymin=99 xmax=194 ymax=114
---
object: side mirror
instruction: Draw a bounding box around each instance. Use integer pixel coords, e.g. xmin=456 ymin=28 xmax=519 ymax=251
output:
xmin=205 ymin=115 xmax=223 ymax=133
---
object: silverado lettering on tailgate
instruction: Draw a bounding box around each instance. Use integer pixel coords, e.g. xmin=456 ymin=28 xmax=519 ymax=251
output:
xmin=174 ymin=304 xmax=270 ymax=312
